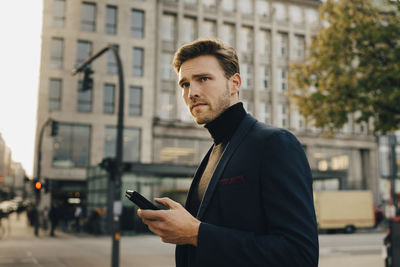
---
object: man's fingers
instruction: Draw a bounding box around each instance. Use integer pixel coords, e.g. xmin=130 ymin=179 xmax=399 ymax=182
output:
xmin=137 ymin=208 xmax=165 ymax=220
xmin=154 ymin=197 xmax=181 ymax=209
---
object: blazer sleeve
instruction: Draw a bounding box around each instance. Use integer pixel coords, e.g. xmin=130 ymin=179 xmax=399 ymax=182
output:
xmin=194 ymin=129 xmax=319 ymax=267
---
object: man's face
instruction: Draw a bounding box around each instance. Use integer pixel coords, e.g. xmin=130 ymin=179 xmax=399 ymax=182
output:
xmin=178 ymin=55 xmax=239 ymax=125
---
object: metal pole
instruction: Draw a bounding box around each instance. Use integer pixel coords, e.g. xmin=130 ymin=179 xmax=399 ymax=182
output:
xmin=389 ymin=134 xmax=398 ymax=214
xmin=110 ymin=45 xmax=124 ymax=267
xmin=35 ymin=118 xmax=52 ymax=236
xmin=72 ymin=45 xmax=124 ymax=267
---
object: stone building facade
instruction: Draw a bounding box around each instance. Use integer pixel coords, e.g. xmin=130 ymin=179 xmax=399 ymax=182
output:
xmin=34 ymin=0 xmax=380 ymax=209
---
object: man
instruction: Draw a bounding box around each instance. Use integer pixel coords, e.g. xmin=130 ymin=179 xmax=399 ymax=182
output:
xmin=138 ymin=39 xmax=319 ymax=267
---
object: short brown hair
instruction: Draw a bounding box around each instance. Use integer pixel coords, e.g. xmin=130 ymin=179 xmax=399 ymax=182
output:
xmin=173 ymin=39 xmax=240 ymax=79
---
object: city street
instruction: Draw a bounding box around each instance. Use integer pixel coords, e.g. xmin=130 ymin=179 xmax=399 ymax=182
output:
xmin=0 ymin=212 xmax=387 ymax=267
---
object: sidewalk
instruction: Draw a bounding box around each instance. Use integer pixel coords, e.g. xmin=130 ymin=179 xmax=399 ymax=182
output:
xmin=1 ymin=212 xmax=81 ymax=240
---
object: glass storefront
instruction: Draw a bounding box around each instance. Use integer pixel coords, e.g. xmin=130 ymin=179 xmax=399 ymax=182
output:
xmin=86 ymin=163 xmax=195 ymax=234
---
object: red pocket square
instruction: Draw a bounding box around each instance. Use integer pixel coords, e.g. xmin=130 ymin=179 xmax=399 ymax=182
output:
xmin=219 ymin=175 xmax=245 ymax=185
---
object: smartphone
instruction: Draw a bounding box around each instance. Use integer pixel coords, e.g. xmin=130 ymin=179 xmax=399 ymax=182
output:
xmin=125 ymin=190 xmax=160 ymax=210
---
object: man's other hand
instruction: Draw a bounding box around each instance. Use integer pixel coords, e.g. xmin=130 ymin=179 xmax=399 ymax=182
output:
xmin=137 ymin=197 xmax=200 ymax=246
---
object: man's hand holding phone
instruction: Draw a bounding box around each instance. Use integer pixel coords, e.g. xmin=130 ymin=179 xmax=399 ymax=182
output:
xmin=137 ymin=197 xmax=201 ymax=246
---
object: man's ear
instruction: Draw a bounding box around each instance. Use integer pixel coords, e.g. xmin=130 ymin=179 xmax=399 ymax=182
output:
xmin=230 ymin=73 xmax=241 ymax=96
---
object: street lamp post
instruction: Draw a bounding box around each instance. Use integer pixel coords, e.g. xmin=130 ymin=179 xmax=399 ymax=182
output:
xmin=35 ymin=117 xmax=52 ymax=236
xmin=72 ymin=45 xmax=124 ymax=267
xmin=389 ymin=134 xmax=398 ymax=215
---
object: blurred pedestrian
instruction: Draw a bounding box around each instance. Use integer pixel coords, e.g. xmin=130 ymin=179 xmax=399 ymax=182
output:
xmin=49 ymin=203 xmax=59 ymax=237
xmin=74 ymin=205 xmax=82 ymax=233
xmin=26 ymin=204 xmax=34 ymax=226
xmin=32 ymin=206 xmax=39 ymax=236
xmin=42 ymin=206 xmax=49 ymax=231
xmin=61 ymin=205 xmax=69 ymax=232
xmin=87 ymin=207 xmax=104 ymax=235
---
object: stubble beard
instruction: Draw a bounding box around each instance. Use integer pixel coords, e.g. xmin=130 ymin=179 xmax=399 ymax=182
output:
xmin=192 ymin=82 xmax=231 ymax=125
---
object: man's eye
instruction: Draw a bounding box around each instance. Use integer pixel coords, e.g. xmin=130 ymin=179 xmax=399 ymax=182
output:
xmin=200 ymin=77 xmax=209 ymax=82
xmin=182 ymin=82 xmax=190 ymax=88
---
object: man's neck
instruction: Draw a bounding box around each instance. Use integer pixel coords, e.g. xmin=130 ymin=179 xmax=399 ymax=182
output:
xmin=204 ymin=102 xmax=246 ymax=144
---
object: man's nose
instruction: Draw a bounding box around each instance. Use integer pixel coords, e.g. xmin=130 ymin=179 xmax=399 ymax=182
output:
xmin=188 ymin=83 xmax=201 ymax=99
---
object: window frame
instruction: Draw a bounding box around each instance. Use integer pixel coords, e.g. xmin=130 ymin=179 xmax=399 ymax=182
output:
xmin=77 ymin=80 xmax=93 ymax=112
xmin=52 ymin=123 xmax=91 ymax=168
xmin=49 ymin=78 xmax=62 ymax=111
xmin=103 ymin=83 xmax=115 ymax=114
xmin=50 ymin=37 xmax=64 ymax=69
xmin=105 ymin=5 xmax=118 ymax=35
xmin=132 ymin=47 xmax=144 ymax=77
xmin=129 ymin=86 xmax=142 ymax=116
xmin=130 ymin=9 xmax=145 ymax=38
xmin=81 ymin=2 xmax=97 ymax=32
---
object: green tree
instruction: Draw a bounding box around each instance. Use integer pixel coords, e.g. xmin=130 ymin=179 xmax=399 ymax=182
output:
xmin=289 ymin=0 xmax=400 ymax=134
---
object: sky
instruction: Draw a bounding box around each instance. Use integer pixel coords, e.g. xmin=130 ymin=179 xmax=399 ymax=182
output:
xmin=0 ymin=1 xmax=43 ymax=177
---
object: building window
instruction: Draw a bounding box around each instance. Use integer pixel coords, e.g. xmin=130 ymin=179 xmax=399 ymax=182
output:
xmin=222 ymin=0 xmax=235 ymax=12
xmin=258 ymin=103 xmax=271 ymax=124
xmin=154 ymin=138 xmax=196 ymax=165
xmin=281 ymin=69 xmax=287 ymax=91
xmin=53 ymin=123 xmax=91 ymax=168
xmin=103 ymin=83 xmax=115 ymax=114
xmin=289 ymin=6 xmax=303 ymax=24
xmin=273 ymin=2 xmax=287 ymax=21
xmin=49 ymin=78 xmax=62 ymax=110
xmin=240 ymin=26 xmax=253 ymax=52
xmin=277 ymin=104 xmax=288 ymax=128
xmin=238 ymin=0 xmax=252 ymax=14
xmin=161 ymin=14 xmax=176 ymax=42
xmin=256 ymin=0 xmax=269 ymax=17
xmin=105 ymin=127 xmax=141 ymax=162
xmin=77 ymin=81 xmax=92 ymax=112
xmin=342 ymin=122 xmax=352 ymax=134
xmin=184 ymin=0 xmax=197 ymax=4
xmin=160 ymin=91 xmax=175 ymax=120
xmin=258 ymin=65 xmax=270 ymax=90
xmin=294 ymin=107 xmax=305 ymax=130
xmin=202 ymin=20 xmax=216 ymax=38
xmin=53 ymin=0 xmax=66 ymax=27
xmin=277 ymin=32 xmax=288 ymax=59
xmin=105 ymin=5 xmax=117 ymax=34
xmin=182 ymin=17 xmax=196 ymax=43
xmin=294 ymin=35 xmax=305 ymax=61
xmin=129 ymin=86 xmax=142 ymax=116
xmin=179 ymin=101 xmax=193 ymax=122
xmin=358 ymin=122 xmax=368 ymax=134
xmin=277 ymin=68 xmax=287 ymax=92
xmin=258 ymin=30 xmax=271 ymax=57
xmin=76 ymin=40 xmax=92 ymax=65
xmin=161 ymin=53 xmax=175 ymax=80
xmin=107 ymin=45 xmax=118 ymax=74
xmin=241 ymin=63 xmax=252 ymax=89
xmin=221 ymin=23 xmax=235 ymax=47
xmin=242 ymin=100 xmax=253 ymax=114
xmin=306 ymin=8 xmax=318 ymax=25
xmin=50 ymin=38 xmax=64 ymax=69
xmin=203 ymin=0 xmax=216 ymax=8
xmin=132 ymin=47 xmax=144 ymax=77
xmin=131 ymin=9 xmax=144 ymax=38
xmin=81 ymin=2 xmax=96 ymax=32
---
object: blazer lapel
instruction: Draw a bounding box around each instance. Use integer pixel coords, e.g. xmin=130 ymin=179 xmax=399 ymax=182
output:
xmin=196 ymin=114 xmax=257 ymax=219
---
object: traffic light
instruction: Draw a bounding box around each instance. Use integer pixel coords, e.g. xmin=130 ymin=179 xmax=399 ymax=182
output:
xmin=99 ymin=157 xmax=117 ymax=174
xmin=34 ymin=180 xmax=42 ymax=193
xmin=51 ymin=120 xmax=59 ymax=136
xmin=82 ymin=67 xmax=94 ymax=91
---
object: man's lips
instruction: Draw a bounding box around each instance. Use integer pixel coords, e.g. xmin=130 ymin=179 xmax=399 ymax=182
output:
xmin=191 ymin=103 xmax=207 ymax=110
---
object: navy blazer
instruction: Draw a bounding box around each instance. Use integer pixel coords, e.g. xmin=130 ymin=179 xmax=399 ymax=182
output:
xmin=176 ymin=114 xmax=319 ymax=267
